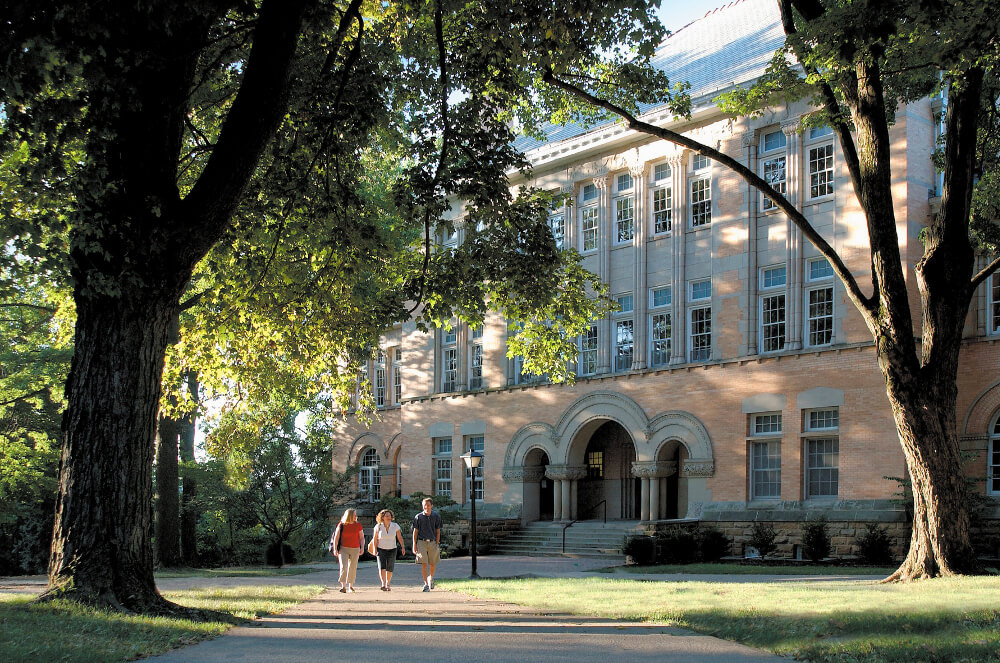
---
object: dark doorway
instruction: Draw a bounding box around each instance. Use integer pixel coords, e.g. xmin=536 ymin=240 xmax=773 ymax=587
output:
xmin=578 ymin=420 xmax=636 ymax=520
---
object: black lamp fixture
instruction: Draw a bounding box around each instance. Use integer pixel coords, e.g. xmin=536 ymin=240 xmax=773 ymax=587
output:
xmin=460 ymin=447 xmax=484 ymax=579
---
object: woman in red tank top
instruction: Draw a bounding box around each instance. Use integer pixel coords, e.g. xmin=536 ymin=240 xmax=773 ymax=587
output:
xmin=331 ymin=508 xmax=365 ymax=592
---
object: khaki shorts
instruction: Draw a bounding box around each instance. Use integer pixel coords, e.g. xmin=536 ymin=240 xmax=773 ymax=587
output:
xmin=415 ymin=539 xmax=440 ymax=566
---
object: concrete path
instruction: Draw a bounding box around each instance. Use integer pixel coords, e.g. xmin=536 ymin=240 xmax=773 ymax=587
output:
xmin=137 ymin=556 xmax=795 ymax=663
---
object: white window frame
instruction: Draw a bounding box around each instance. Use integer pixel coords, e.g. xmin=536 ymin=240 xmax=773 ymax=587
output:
xmin=806 ymin=287 xmax=834 ymax=348
xmin=803 ymin=408 xmax=840 ymax=499
xmin=441 ymin=345 xmax=457 ymax=392
xmin=748 ymin=413 xmax=782 ymax=501
xmin=469 ymin=342 xmax=483 ymax=390
xmin=464 ymin=435 xmax=485 ymax=502
xmin=988 ymin=413 xmax=1000 ymax=496
xmin=433 ymin=437 xmax=453 ymax=498
xmin=649 ymin=286 xmax=671 ymax=368
xmin=760 ymin=129 xmax=787 ymax=212
xmin=759 ymin=265 xmax=787 ymax=353
xmin=375 ymin=366 xmax=387 ymax=408
xmin=579 ymin=325 xmax=598 ymax=376
xmin=651 ymin=162 xmax=672 ymax=235
xmin=989 ymin=272 xmax=1000 ymax=336
xmin=549 ymin=211 xmax=565 ymax=249
xmin=690 ymin=176 xmax=712 ymax=227
xmin=807 ymin=140 xmax=835 ymax=201
xmin=614 ymin=319 xmax=634 ymax=372
xmin=688 ymin=280 xmax=711 ymax=362
xmin=614 ymin=194 xmax=635 ymax=243
xmin=581 ymin=205 xmax=599 ymax=252
xmin=359 ymin=447 xmax=381 ymax=503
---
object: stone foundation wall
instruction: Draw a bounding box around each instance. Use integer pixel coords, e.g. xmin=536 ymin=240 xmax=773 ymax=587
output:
xmin=443 ymin=518 xmax=521 ymax=553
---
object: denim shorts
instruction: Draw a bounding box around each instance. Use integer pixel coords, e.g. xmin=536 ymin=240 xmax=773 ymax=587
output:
xmin=376 ymin=547 xmax=397 ymax=572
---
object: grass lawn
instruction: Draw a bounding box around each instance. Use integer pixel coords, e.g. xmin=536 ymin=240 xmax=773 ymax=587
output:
xmin=154 ymin=565 xmax=327 ymax=578
xmin=608 ymin=562 xmax=895 ymax=575
xmin=0 ymin=584 xmax=324 ymax=663
xmin=443 ymin=575 xmax=1000 ymax=663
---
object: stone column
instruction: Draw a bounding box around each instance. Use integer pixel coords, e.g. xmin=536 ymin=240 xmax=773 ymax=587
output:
xmin=680 ymin=458 xmax=715 ymax=519
xmin=595 ymin=174 xmax=612 ymax=374
xmin=552 ymin=479 xmax=563 ymax=521
xmin=456 ymin=323 xmax=468 ymax=391
xmin=668 ymin=152 xmax=688 ymax=365
xmin=546 ymin=464 xmax=587 ymax=521
xmin=633 ymin=460 xmax=679 ymax=521
xmin=743 ymin=132 xmax=759 ymax=355
xmin=782 ymin=123 xmax=803 ymax=350
xmin=567 ymin=465 xmax=587 ymax=520
xmin=632 ymin=163 xmax=649 ymax=370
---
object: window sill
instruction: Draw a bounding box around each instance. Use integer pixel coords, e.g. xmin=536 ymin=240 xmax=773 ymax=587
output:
xmin=804 ymin=194 xmax=834 ymax=206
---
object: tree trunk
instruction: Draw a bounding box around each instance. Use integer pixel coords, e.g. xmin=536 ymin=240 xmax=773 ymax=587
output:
xmin=44 ymin=292 xmax=180 ymax=612
xmin=155 ymin=414 xmax=181 ymax=567
xmin=179 ymin=372 xmax=199 ymax=564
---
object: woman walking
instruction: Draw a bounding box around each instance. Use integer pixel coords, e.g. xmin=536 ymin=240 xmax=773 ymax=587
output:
xmin=331 ymin=508 xmax=365 ymax=593
xmin=372 ymin=509 xmax=406 ymax=591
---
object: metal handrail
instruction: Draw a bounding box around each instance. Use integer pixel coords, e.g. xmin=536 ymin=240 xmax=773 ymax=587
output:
xmin=561 ymin=500 xmax=607 ymax=553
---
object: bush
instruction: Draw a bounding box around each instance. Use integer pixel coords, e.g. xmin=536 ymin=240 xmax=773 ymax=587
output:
xmin=623 ymin=535 xmax=657 ymax=565
xmin=748 ymin=521 xmax=777 ymax=559
xmin=802 ymin=517 xmax=832 ymax=562
xmin=264 ymin=541 xmax=296 ymax=567
xmin=697 ymin=526 xmax=732 ymax=561
xmin=655 ymin=530 xmax=698 ymax=564
xmin=855 ymin=523 xmax=894 ymax=565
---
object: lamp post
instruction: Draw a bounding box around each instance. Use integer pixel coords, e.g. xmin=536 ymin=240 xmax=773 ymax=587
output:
xmin=460 ymin=447 xmax=484 ymax=579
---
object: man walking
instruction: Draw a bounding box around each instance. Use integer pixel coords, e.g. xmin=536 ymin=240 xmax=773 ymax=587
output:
xmin=412 ymin=497 xmax=442 ymax=591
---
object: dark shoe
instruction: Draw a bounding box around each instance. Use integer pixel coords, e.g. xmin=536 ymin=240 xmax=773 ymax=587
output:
xmin=422 ymin=584 xmax=429 ymax=592
xmin=339 ymin=587 xmax=347 ymax=593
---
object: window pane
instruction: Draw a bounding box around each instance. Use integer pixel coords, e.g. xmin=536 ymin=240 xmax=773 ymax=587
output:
xmin=807 ymin=437 xmax=839 ymax=497
xmin=469 ymin=344 xmax=483 ymax=390
xmin=616 ymin=294 xmax=633 ymax=313
xmin=809 ymin=259 xmax=834 ymax=280
xmin=810 ymin=125 xmax=834 ymax=139
xmin=808 ymin=409 xmax=839 ymax=430
xmin=753 ymin=413 xmax=782 ymax=435
xmin=616 ymin=196 xmax=635 ymax=242
xmin=808 ymin=287 xmax=834 ymax=346
xmin=809 ymin=144 xmax=834 ymax=198
xmin=692 ymin=154 xmax=711 ymax=170
xmin=690 ymin=177 xmax=712 ymax=226
xmin=650 ymin=313 xmax=671 ymax=366
xmin=615 ymin=320 xmax=634 ymax=372
xmin=653 ymin=163 xmax=671 ymax=182
xmin=761 ymin=265 xmax=787 ymax=289
xmin=991 ymin=273 xmax=1000 ymax=334
xmin=651 ymin=286 xmax=671 ymax=308
xmin=580 ymin=326 xmax=598 ymax=376
xmin=762 ymin=155 xmax=786 ymax=210
xmin=549 ymin=214 xmax=565 ymax=248
xmin=689 ymin=306 xmax=711 ymax=361
xmin=761 ymin=294 xmax=786 ymax=352
xmin=653 ymin=186 xmax=672 ymax=233
xmin=691 ymin=280 xmax=711 ymax=301
xmin=582 ymin=183 xmax=597 ymax=201
xmin=582 ymin=207 xmax=599 ymax=251
xmin=762 ymin=129 xmax=786 ymax=152
xmin=617 ymin=172 xmax=633 ymax=191
xmin=442 ymin=347 xmax=457 ymax=392
xmin=587 ymin=451 xmax=604 ymax=478
xmin=751 ymin=441 xmax=781 ymax=499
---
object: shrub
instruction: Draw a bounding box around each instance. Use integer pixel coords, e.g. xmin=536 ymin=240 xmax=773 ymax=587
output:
xmin=623 ymin=535 xmax=657 ymax=565
xmin=802 ymin=517 xmax=832 ymax=562
xmin=855 ymin=523 xmax=894 ymax=565
xmin=655 ymin=530 xmax=698 ymax=564
xmin=748 ymin=521 xmax=777 ymax=559
xmin=697 ymin=526 xmax=732 ymax=561
xmin=264 ymin=542 xmax=296 ymax=567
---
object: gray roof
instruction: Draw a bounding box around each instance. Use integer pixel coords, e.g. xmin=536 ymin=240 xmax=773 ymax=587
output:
xmin=513 ymin=0 xmax=784 ymax=153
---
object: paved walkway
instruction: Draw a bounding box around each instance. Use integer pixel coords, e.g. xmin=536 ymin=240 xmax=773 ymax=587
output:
xmin=0 ymin=556 xmax=878 ymax=661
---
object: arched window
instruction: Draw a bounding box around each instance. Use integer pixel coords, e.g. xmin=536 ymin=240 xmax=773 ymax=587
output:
xmin=989 ymin=413 xmax=1000 ymax=496
xmin=359 ymin=448 xmax=380 ymax=502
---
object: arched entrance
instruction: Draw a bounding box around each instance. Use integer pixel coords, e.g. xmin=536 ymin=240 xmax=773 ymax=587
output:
xmin=573 ymin=420 xmax=638 ymax=520
xmin=523 ymin=448 xmax=554 ymax=521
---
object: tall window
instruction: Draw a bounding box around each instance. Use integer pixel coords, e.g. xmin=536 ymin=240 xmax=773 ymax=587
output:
xmin=375 ymin=367 xmax=387 ymax=408
xmin=615 ymin=320 xmax=634 ymax=372
xmin=433 ymin=437 xmax=452 ymax=497
xmin=749 ymin=413 xmax=781 ymax=500
xmin=804 ymin=408 xmax=839 ymax=499
xmin=549 ymin=211 xmax=565 ymax=249
xmin=990 ymin=272 xmax=1000 ymax=335
xmin=359 ymin=447 xmax=380 ymax=502
xmin=652 ymin=163 xmax=671 ymax=234
xmin=581 ymin=206 xmax=599 ymax=252
xmin=469 ymin=343 xmax=483 ymax=390
xmin=441 ymin=328 xmax=457 ymax=392
xmin=760 ymin=265 xmax=787 ymax=353
xmin=587 ymin=451 xmax=604 ymax=479
xmin=580 ymin=325 xmax=598 ymax=376
xmin=761 ymin=129 xmax=787 ymax=211
xmin=989 ymin=414 xmax=1000 ymax=496
xmin=464 ymin=435 xmax=485 ymax=502
xmin=690 ymin=177 xmax=711 ymax=227
xmin=809 ymin=143 xmax=834 ymax=199
xmin=806 ymin=259 xmax=834 ymax=346
xmin=689 ymin=279 xmax=711 ymax=361
xmin=649 ymin=286 xmax=671 ymax=367
xmin=615 ymin=195 xmax=635 ymax=243
xmin=392 ymin=348 xmax=402 ymax=404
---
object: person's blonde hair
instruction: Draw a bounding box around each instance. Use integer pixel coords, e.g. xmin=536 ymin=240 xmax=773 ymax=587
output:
xmin=376 ymin=509 xmax=394 ymax=521
xmin=340 ymin=508 xmax=357 ymax=524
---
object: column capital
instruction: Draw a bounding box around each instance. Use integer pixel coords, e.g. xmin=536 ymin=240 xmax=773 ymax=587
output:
xmin=631 ymin=460 xmax=678 ymax=478
xmin=681 ymin=458 xmax=715 ymax=478
xmin=502 ymin=465 xmax=544 ymax=483
xmin=545 ymin=464 xmax=588 ymax=481
xmin=592 ymin=174 xmax=612 ymax=190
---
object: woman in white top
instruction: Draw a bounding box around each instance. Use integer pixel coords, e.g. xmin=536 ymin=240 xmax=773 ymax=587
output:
xmin=373 ymin=509 xmax=407 ymax=591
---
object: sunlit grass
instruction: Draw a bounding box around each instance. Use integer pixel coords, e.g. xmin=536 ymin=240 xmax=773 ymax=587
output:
xmin=443 ymin=575 xmax=1000 ymax=662
xmin=0 ymin=584 xmax=324 ymax=663
xmin=154 ymin=565 xmax=326 ymax=578
xmin=609 ymin=562 xmax=894 ymax=575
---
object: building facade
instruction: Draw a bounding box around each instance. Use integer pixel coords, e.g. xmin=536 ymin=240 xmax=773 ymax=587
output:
xmin=333 ymin=0 xmax=1000 ymax=557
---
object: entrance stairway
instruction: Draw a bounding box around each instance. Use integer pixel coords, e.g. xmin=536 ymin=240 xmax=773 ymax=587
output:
xmin=493 ymin=520 xmax=642 ymax=560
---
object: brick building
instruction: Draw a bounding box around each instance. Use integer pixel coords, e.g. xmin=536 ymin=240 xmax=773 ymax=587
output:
xmin=333 ymin=0 xmax=1000 ymax=558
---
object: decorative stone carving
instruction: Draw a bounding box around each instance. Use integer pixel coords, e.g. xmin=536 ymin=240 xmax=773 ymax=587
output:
xmin=545 ymin=464 xmax=588 ymax=481
xmin=681 ymin=459 xmax=715 ymax=477
xmin=630 ymin=461 xmax=678 ymax=478
xmin=503 ymin=466 xmax=546 ymax=483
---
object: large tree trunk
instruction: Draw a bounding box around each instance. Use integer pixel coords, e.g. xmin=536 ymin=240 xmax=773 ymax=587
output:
xmin=179 ymin=372 xmax=199 ymax=564
xmin=155 ymin=414 xmax=181 ymax=567
xmin=44 ymin=292 xmax=180 ymax=612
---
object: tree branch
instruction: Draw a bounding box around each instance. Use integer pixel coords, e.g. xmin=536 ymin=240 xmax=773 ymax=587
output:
xmin=971 ymin=254 xmax=1000 ymax=291
xmin=541 ymin=69 xmax=872 ymax=312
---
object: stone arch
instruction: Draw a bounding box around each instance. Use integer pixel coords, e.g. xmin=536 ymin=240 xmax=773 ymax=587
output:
xmin=348 ymin=432 xmax=384 ymax=464
xmin=504 ymin=422 xmax=557 ymax=468
xmin=647 ymin=411 xmax=714 ymax=468
xmin=962 ymin=380 xmax=1000 ymax=434
xmin=386 ymin=432 xmax=408 ymax=460
xmin=554 ymin=390 xmax=649 ymax=463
